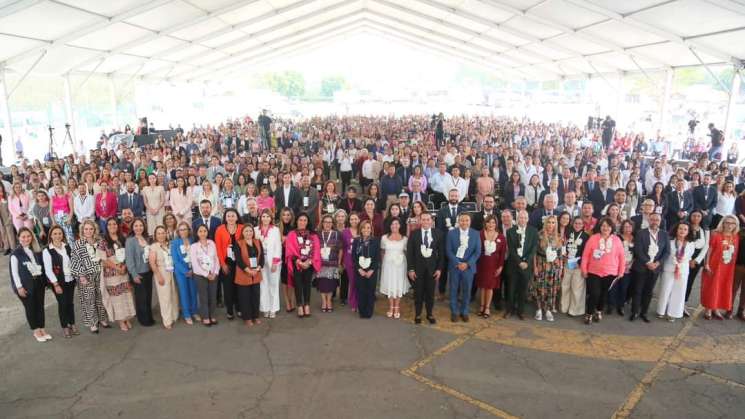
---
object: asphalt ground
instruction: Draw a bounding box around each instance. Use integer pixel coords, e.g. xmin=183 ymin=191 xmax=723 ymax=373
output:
xmin=2 ymin=263 xmax=745 ymax=419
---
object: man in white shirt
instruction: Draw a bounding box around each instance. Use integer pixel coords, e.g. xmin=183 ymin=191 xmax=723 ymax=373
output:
xmin=73 ymin=183 xmax=95 ymax=222
xmin=444 ymin=166 xmax=468 ymax=202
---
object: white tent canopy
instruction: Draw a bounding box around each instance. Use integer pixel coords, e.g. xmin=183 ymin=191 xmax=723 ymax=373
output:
xmin=0 ymin=0 xmax=744 ymax=161
xmin=0 ymin=0 xmax=744 ymax=83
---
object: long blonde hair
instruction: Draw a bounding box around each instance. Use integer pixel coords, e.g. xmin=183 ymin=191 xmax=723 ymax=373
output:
xmin=714 ymin=214 xmax=741 ymax=235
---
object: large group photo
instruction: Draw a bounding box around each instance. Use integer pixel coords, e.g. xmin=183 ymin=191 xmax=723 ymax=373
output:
xmin=2 ymin=1 xmax=745 ymax=418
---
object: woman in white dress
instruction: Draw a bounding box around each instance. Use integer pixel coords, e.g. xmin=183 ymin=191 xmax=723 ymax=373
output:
xmin=656 ymin=222 xmax=695 ymax=321
xmin=256 ymin=209 xmax=282 ymax=318
xmin=379 ymin=218 xmax=409 ymax=319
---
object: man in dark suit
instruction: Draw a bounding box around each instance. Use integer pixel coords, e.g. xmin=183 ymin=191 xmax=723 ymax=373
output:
xmin=407 ymin=212 xmax=445 ymax=324
xmin=339 ymin=186 xmax=363 ymax=214
xmin=471 ymin=195 xmax=497 ymax=231
xmin=631 ymin=198 xmax=667 ymax=234
xmin=192 ymin=200 xmax=221 ymax=241
xmin=630 ymin=212 xmax=669 ymax=322
xmin=589 ymin=175 xmax=614 ymax=218
xmin=408 ymin=179 xmax=429 ymax=206
xmin=396 ymin=157 xmax=412 ymax=190
xmin=505 ymin=210 xmax=538 ymax=320
xmin=274 ymin=172 xmax=302 ymax=219
xmin=666 ymin=178 xmax=693 ymax=228
xmin=692 ymin=173 xmax=717 ymax=228
xmin=398 ymin=192 xmax=412 ymax=224
xmin=117 ymin=180 xmax=145 ymax=218
xmin=529 ymin=195 xmax=558 ymax=230
xmin=435 ymin=189 xmax=463 ymax=298
xmin=446 ymin=213 xmax=481 ymax=322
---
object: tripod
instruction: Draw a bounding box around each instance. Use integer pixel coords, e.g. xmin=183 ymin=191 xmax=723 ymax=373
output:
xmin=46 ymin=123 xmax=74 ymax=160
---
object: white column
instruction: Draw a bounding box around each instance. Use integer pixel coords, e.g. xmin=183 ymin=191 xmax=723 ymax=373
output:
xmin=724 ymin=67 xmax=742 ymax=139
xmin=62 ymin=74 xmax=77 ymax=154
xmin=659 ymin=68 xmax=674 ymax=133
xmin=108 ymin=75 xmax=118 ymax=130
xmin=0 ymin=68 xmax=14 ymax=166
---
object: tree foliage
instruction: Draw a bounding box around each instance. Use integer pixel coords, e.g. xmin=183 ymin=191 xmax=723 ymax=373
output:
xmin=260 ymin=71 xmax=306 ymax=98
xmin=320 ymin=75 xmax=347 ymax=97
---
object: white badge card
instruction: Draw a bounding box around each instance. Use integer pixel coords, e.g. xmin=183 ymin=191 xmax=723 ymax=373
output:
xmin=326 ymin=203 xmax=334 ymax=213
xmin=249 ymin=257 xmax=258 ymax=268
xmin=420 ymin=244 xmax=433 ymax=258
xmin=456 ymin=245 xmax=467 ymax=259
xmin=321 ymin=246 xmax=331 ymax=260
xmin=593 ymin=249 xmax=603 ymax=260
xmin=303 ymin=196 xmax=309 ymax=207
xmin=546 ymin=247 xmax=557 ymax=263
xmin=227 ymin=246 xmax=235 ymax=261
xmin=359 ymin=256 xmax=371 ymax=269
xmin=115 ymin=248 xmax=126 ymax=263
xmin=225 ymin=198 xmax=234 ymax=208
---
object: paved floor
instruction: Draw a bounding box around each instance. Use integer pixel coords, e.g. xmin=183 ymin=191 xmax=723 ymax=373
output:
xmin=2 ymin=264 xmax=745 ymax=419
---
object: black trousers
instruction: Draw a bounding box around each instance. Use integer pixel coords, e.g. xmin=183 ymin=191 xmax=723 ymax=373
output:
xmin=219 ymin=264 xmax=237 ymax=315
xmin=497 ymin=272 xmax=511 ymax=309
xmin=294 ymin=267 xmax=314 ymax=306
xmin=356 ymin=270 xmax=377 ymax=318
xmin=53 ymin=280 xmax=76 ymax=328
xmin=586 ymin=274 xmax=613 ymax=314
xmin=508 ymin=269 xmax=531 ymax=315
xmin=438 ymin=258 xmax=449 ymax=295
xmin=238 ymin=284 xmax=261 ymax=321
xmin=413 ymin=265 xmax=436 ymax=318
xmin=19 ymin=277 xmax=46 ymax=330
xmin=340 ymin=171 xmax=352 ymax=195
xmin=632 ymin=269 xmax=659 ymax=316
xmin=339 ymin=269 xmax=349 ymax=303
xmin=685 ymin=263 xmax=704 ymax=302
xmin=132 ymin=271 xmax=155 ymax=326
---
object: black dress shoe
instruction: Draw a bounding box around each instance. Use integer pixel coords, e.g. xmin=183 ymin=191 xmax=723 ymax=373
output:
xmin=451 ymin=314 xmax=458 ymax=323
xmin=415 ymin=317 xmax=422 ymax=324
xmin=461 ymin=314 xmax=469 ymax=323
xmin=629 ymin=313 xmax=637 ymax=322
xmin=3 ymin=250 xmax=11 ymax=256
xmin=617 ymin=307 xmax=625 ymax=316
xmin=427 ymin=316 xmax=436 ymax=324
xmin=605 ymin=306 xmax=613 ymax=315
xmin=641 ymin=315 xmax=650 ymax=323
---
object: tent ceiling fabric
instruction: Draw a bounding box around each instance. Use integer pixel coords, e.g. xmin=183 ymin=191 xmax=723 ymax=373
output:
xmin=0 ymin=0 xmax=743 ymax=82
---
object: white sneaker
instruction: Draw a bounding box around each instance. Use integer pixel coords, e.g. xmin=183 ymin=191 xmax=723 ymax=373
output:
xmin=535 ymin=309 xmax=543 ymax=321
xmin=545 ymin=311 xmax=554 ymax=322
xmin=34 ymin=334 xmax=46 ymax=343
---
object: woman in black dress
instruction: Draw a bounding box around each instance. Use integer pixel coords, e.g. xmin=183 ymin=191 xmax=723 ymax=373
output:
xmin=353 ymin=220 xmax=381 ymax=318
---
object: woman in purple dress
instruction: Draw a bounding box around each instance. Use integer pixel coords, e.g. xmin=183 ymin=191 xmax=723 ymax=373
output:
xmin=342 ymin=212 xmax=360 ymax=312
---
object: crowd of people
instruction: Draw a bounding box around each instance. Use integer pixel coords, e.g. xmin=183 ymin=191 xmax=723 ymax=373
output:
xmin=3 ymin=113 xmax=745 ymax=343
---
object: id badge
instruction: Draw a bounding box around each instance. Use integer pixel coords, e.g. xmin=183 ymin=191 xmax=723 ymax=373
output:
xmin=42 ymin=217 xmax=50 ymax=225
xmin=227 ymin=247 xmax=235 ymax=261
xmin=225 ymin=198 xmax=234 ymax=208
xmin=326 ymin=203 xmax=334 ymax=213
xmin=115 ymin=248 xmax=126 ymax=263
xmin=249 ymin=257 xmax=258 ymax=268
xmin=303 ymin=196 xmax=309 ymax=207
xmin=321 ymin=246 xmax=331 ymax=260
xmin=593 ymin=249 xmax=603 ymax=260
xmin=456 ymin=244 xmax=467 ymax=259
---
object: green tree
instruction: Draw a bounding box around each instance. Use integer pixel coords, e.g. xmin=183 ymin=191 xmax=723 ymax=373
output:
xmin=320 ymin=75 xmax=347 ymax=97
xmin=261 ymin=71 xmax=305 ymax=98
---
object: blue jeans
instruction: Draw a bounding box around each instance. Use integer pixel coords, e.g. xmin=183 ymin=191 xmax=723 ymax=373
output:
xmin=175 ymin=271 xmax=198 ymax=319
xmin=449 ymin=268 xmax=474 ymax=316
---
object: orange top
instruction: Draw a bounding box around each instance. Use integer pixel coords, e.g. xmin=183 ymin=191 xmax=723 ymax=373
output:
xmin=215 ymin=223 xmax=243 ymax=266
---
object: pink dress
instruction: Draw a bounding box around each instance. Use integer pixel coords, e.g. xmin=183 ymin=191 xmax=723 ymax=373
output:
xmin=51 ymin=194 xmax=71 ymax=217
xmin=256 ymin=195 xmax=275 ymax=214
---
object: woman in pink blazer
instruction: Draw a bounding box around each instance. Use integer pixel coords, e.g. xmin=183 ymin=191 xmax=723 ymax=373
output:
xmin=8 ymin=182 xmax=33 ymax=231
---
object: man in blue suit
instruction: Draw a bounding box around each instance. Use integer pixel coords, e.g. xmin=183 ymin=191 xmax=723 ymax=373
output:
xmin=192 ymin=199 xmax=221 ymax=241
xmin=446 ymin=213 xmax=481 ymax=322
xmin=117 ymin=181 xmax=145 ymax=218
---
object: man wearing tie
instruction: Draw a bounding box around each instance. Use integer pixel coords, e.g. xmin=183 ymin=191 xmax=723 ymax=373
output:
xmin=505 ymin=210 xmax=538 ymax=320
xmin=471 ymin=195 xmax=497 ymax=231
xmin=436 ymin=189 xmax=462 ymax=299
xmin=666 ymin=178 xmax=693 ymax=228
xmin=529 ymin=195 xmax=557 ymax=230
xmin=693 ymin=173 xmax=717 ymax=228
xmin=446 ymin=213 xmax=481 ymax=322
xmin=630 ymin=212 xmax=669 ymax=322
xmin=407 ymin=213 xmax=445 ymax=324
xmin=117 ymin=180 xmax=145 ymax=218
xmin=192 ymin=200 xmax=221 ymax=241
xmin=408 ymin=180 xmax=429 ymax=205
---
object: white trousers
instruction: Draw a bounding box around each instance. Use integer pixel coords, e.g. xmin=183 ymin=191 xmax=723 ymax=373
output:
xmin=260 ymin=265 xmax=281 ymax=314
xmin=561 ymin=268 xmax=586 ymax=316
xmin=657 ymin=271 xmax=686 ymax=318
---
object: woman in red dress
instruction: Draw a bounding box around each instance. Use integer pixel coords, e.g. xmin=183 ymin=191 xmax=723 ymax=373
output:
xmin=475 ymin=215 xmax=507 ymax=318
xmin=701 ymin=214 xmax=741 ymax=320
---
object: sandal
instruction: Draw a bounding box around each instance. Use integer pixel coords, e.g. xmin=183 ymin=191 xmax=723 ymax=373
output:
xmin=704 ymin=312 xmax=712 ymax=320
xmin=203 ymin=320 xmax=212 ymax=327
xmin=386 ymin=310 xmax=393 ymax=318
xmin=483 ymin=311 xmax=491 ymax=319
